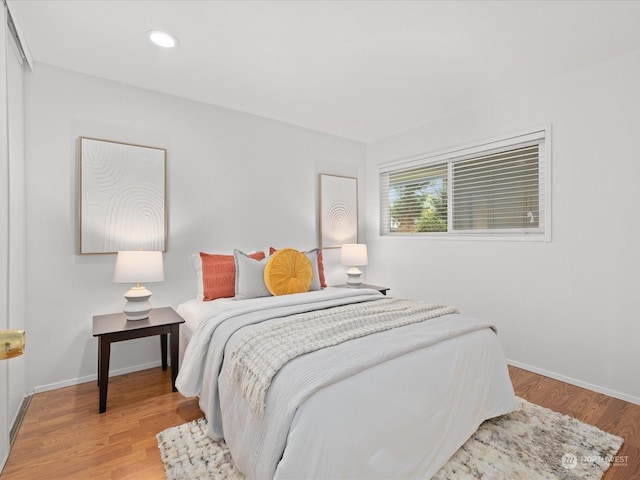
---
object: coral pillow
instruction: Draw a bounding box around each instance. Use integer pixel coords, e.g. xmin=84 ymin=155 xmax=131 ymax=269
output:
xmin=269 ymin=246 xmax=326 ymax=288
xmin=200 ymin=251 xmax=265 ymax=301
xmin=264 ymin=248 xmax=313 ymax=296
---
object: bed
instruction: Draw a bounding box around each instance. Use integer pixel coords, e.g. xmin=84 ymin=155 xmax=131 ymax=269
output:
xmin=176 ymin=283 xmax=517 ymax=479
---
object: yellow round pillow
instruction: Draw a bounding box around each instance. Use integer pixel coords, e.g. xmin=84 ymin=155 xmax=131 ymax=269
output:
xmin=264 ymin=248 xmax=313 ymax=296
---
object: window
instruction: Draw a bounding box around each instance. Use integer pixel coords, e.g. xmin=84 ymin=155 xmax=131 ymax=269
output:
xmin=380 ymin=128 xmax=549 ymax=240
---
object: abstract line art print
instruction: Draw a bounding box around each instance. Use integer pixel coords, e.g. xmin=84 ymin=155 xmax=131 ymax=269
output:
xmin=79 ymin=137 xmax=166 ymax=254
xmin=319 ymin=174 xmax=358 ymax=249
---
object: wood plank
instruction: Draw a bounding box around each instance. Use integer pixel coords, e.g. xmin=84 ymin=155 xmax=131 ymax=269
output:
xmin=1 ymin=366 xmax=637 ymax=479
xmin=508 ymin=365 xmax=639 ymax=480
xmin=1 ymin=368 xmax=200 ymax=480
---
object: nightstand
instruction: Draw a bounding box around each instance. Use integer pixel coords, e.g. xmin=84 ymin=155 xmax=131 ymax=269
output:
xmin=333 ymin=283 xmax=390 ymax=295
xmin=92 ymin=307 xmax=184 ymax=413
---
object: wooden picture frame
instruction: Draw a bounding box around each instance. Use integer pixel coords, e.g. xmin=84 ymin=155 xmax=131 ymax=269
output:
xmin=318 ymin=174 xmax=358 ymax=249
xmin=78 ymin=137 xmax=167 ymax=254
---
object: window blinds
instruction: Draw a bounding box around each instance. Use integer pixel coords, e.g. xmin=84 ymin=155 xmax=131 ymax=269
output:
xmin=380 ymin=128 xmax=548 ymax=238
xmin=452 ymin=145 xmax=541 ymax=231
xmin=381 ymin=163 xmax=448 ymax=233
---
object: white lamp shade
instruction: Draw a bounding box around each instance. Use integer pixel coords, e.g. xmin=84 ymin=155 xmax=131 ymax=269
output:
xmin=340 ymin=244 xmax=368 ymax=266
xmin=114 ymin=251 xmax=164 ymax=284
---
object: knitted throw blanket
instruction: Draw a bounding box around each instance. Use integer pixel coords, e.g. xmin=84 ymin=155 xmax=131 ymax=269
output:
xmin=228 ymin=298 xmax=459 ymax=417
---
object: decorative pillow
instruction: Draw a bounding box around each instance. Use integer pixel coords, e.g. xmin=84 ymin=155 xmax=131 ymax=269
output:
xmin=190 ymin=253 xmax=205 ymax=300
xmin=269 ymin=246 xmax=326 ymax=288
xmin=234 ymin=250 xmax=271 ymax=300
xmin=199 ymin=251 xmax=265 ymax=301
xmin=316 ymin=249 xmax=327 ymax=288
xmin=302 ymin=249 xmax=322 ymax=291
xmin=264 ymin=248 xmax=313 ymax=296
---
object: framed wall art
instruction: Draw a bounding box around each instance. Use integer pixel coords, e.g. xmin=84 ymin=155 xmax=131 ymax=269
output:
xmin=78 ymin=137 xmax=167 ymax=254
xmin=318 ymin=174 xmax=358 ymax=249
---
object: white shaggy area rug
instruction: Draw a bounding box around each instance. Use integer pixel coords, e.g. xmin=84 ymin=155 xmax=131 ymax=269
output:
xmin=157 ymin=397 xmax=623 ymax=480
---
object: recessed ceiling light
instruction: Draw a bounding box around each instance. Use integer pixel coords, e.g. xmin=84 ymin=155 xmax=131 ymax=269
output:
xmin=148 ymin=30 xmax=177 ymax=48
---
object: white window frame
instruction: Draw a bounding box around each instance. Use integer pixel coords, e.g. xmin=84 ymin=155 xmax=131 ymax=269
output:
xmin=379 ymin=126 xmax=551 ymax=241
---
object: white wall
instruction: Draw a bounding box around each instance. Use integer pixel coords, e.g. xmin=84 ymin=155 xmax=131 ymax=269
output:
xmin=24 ymin=63 xmax=365 ymax=392
xmin=366 ymin=49 xmax=640 ymax=404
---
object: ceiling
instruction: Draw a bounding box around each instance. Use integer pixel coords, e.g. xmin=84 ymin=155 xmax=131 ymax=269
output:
xmin=9 ymin=0 xmax=640 ymax=143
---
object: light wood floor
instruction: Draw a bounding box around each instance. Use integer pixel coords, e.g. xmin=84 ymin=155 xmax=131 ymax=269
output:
xmin=1 ymin=365 xmax=638 ymax=479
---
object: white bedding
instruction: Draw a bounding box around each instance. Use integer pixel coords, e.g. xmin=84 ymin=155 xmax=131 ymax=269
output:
xmin=177 ymin=288 xmax=517 ymax=479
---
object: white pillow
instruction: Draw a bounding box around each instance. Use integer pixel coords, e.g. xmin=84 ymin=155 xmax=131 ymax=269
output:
xmin=190 ymin=253 xmax=204 ymax=300
xmin=234 ymin=250 xmax=271 ymax=300
xmin=304 ymin=249 xmax=321 ymax=292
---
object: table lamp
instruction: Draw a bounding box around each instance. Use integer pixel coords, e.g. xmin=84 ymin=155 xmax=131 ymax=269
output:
xmin=340 ymin=244 xmax=368 ymax=288
xmin=113 ymin=250 xmax=164 ymax=320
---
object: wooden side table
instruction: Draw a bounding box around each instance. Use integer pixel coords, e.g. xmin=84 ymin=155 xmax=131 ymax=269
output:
xmin=333 ymin=283 xmax=390 ymax=295
xmin=92 ymin=306 xmax=185 ymax=413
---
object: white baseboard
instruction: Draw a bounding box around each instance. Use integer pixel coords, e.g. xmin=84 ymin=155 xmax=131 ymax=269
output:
xmin=508 ymin=359 xmax=640 ymax=406
xmin=33 ymin=360 xmax=163 ymax=394
xmin=9 ymin=394 xmax=31 ymax=447
xmin=0 ymin=452 xmax=8 ymax=476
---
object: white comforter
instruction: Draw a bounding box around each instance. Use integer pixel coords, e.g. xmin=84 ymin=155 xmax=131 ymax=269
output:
xmin=177 ymin=289 xmax=517 ymax=479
